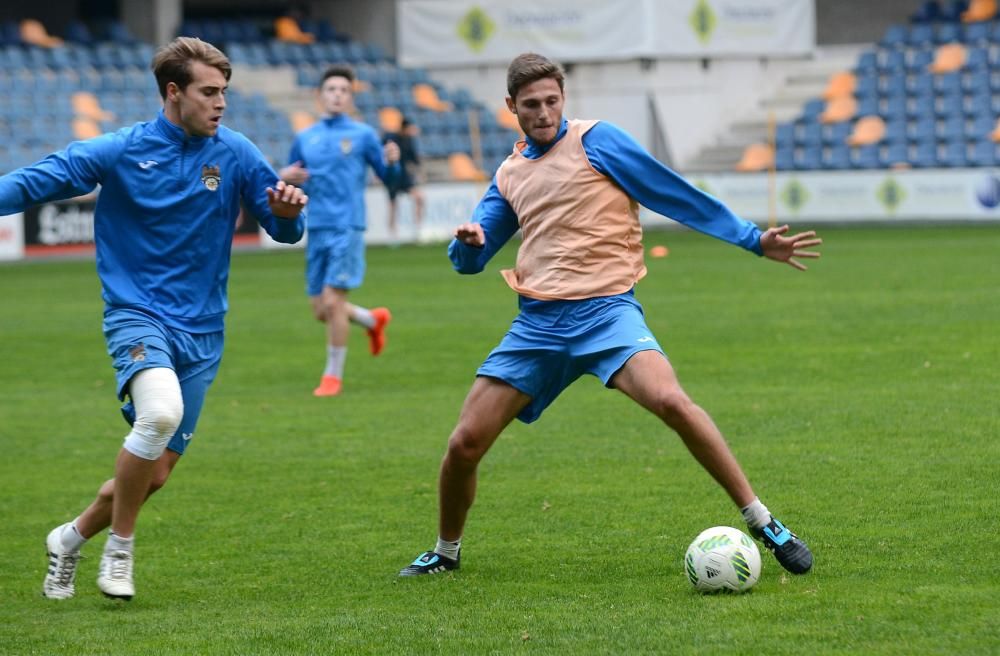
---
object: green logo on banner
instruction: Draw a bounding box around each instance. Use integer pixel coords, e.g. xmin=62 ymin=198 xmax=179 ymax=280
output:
xmin=781 ymin=179 xmax=809 ymax=213
xmin=693 ymin=179 xmax=713 ymax=196
xmin=458 ymin=7 xmax=495 ymax=52
xmin=690 ymin=0 xmax=717 ymax=44
xmin=876 ymin=177 xmax=905 ymax=212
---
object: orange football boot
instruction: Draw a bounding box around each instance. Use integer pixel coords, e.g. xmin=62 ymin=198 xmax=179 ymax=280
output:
xmin=366 ymin=307 xmax=392 ymax=356
xmin=313 ymin=375 xmax=342 ymax=397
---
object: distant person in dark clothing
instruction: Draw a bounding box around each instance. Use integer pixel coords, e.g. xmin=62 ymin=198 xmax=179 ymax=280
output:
xmin=383 ymin=118 xmax=425 ymax=240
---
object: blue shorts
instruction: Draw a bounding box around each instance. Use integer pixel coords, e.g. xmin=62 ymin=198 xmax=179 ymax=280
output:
xmin=306 ymin=227 xmax=366 ymax=295
xmin=104 ymin=308 xmax=224 ymax=455
xmin=477 ymin=291 xmax=664 ymax=424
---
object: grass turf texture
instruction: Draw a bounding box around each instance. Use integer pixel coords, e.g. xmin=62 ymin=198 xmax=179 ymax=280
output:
xmin=0 ymin=225 xmax=997 ymax=654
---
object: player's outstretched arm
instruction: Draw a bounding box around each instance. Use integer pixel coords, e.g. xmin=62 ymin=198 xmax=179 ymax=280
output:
xmin=266 ymin=180 xmax=308 ymax=219
xmin=759 ymin=225 xmax=822 ymax=271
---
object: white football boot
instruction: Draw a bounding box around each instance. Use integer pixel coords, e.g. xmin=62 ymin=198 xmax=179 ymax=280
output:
xmin=97 ymin=549 xmax=135 ymax=600
xmin=43 ymin=524 xmax=82 ymax=599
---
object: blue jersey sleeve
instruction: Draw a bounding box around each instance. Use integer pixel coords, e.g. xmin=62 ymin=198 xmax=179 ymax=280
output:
xmin=448 ymin=178 xmax=519 ymax=274
xmin=363 ymin=129 xmax=400 ymax=186
xmin=238 ymin=138 xmax=304 ymax=244
xmin=287 ymin=137 xmax=304 ymax=166
xmin=0 ymin=133 xmax=123 ymax=215
xmin=583 ymin=122 xmax=763 ymax=255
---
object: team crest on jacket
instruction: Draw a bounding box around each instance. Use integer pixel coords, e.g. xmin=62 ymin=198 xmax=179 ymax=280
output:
xmin=201 ymin=164 xmax=221 ymax=191
xmin=340 ymin=138 xmax=352 ymax=155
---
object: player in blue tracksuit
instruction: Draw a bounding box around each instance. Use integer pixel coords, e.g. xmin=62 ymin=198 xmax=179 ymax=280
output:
xmin=0 ymin=37 xmax=307 ymax=601
xmin=280 ymin=65 xmax=400 ymax=398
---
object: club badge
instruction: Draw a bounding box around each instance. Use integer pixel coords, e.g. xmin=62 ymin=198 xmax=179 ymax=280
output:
xmin=201 ymin=164 xmax=221 ymax=191
xmin=340 ymin=138 xmax=353 ymax=155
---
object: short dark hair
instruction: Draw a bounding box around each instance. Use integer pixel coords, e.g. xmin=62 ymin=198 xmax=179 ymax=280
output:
xmin=151 ymin=37 xmax=231 ymax=100
xmin=506 ymin=53 xmax=564 ymax=100
xmin=320 ymin=65 xmax=355 ymax=88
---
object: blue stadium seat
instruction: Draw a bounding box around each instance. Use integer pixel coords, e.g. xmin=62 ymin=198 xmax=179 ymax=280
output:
xmin=941 ymin=0 xmax=970 ymax=21
xmin=961 ymin=21 xmax=991 ymax=45
xmin=906 ymin=49 xmax=935 ymax=72
xmin=855 ymin=74 xmax=878 ymax=99
xmin=882 ymin=141 xmax=910 ymax=167
xmin=823 ymin=121 xmax=852 ymax=145
xmin=908 ymin=24 xmax=936 ymax=48
xmin=935 ymin=94 xmax=964 ymax=117
xmin=775 ymin=147 xmax=795 ymax=170
xmin=800 ymin=99 xmax=825 ymax=122
xmin=908 ymin=117 xmax=937 ymax=141
xmin=884 ymin=119 xmax=908 ymax=143
xmin=938 ymin=139 xmax=967 ymax=166
xmin=968 ymin=113 xmax=995 ymax=138
xmin=855 ymin=50 xmax=877 ymax=74
xmin=857 ymin=96 xmax=880 ymax=116
xmin=910 ymin=1 xmax=944 ymax=23
xmin=969 ymin=139 xmax=998 ymax=166
xmin=880 ymin=25 xmax=908 ymax=49
xmin=911 ymin=140 xmax=938 ymax=167
xmin=935 ymin=23 xmax=961 ymax=44
xmin=934 ymin=72 xmax=962 ymax=95
xmin=878 ymin=49 xmax=907 ymax=73
xmin=962 ymin=68 xmax=990 ymax=93
xmin=775 ymin=123 xmax=796 ymax=150
xmin=851 ymin=145 xmax=881 ymax=169
xmin=937 ymin=115 xmax=965 ymax=140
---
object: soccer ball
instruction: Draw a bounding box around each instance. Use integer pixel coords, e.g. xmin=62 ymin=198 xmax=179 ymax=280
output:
xmin=684 ymin=526 xmax=761 ymax=593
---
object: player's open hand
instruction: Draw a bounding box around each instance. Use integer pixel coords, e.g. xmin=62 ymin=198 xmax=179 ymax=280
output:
xmin=454 ymin=222 xmax=485 ymax=247
xmin=384 ymin=141 xmax=401 ymax=164
xmin=759 ymin=225 xmax=822 ymax=271
xmin=266 ymin=180 xmax=308 ymax=219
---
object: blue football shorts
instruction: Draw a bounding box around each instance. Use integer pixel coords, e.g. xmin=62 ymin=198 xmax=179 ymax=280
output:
xmin=305 ymin=227 xmax=366 ymax=295
xmin=104 ymin=308 xmax=223 ymax=455
xmin=477 ymin=290 xmax=664 ymax=424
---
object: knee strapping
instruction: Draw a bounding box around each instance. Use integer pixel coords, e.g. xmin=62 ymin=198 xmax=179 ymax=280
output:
xmin=122 ymin=368 xmax=184 ymax=460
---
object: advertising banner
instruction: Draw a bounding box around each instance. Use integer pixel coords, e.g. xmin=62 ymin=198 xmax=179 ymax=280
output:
xmin=0 ymin=212 xmax=24 ymax=261
xmin=397 ymin=0 xmax=814 ymax=66
xmin=688 ymin=169 xmax=1000 ymax=223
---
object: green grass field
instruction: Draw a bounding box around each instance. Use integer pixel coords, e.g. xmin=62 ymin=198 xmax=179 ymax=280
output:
xmin=1 ymin=225 xmax=997 ymax=654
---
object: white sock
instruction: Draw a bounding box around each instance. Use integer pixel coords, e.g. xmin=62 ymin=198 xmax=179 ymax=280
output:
xmin=105 ymin=532 xmax=134 ymax=554
xmin=740 ymin=497 xmax=771 ymax=530
xmin=324 ymin=345 xmax=347 ymax=378
xmin=350 ymin=306 xmax=375 ymax=329
xmin=435 ymin=536 xmax=461 ymax=560
xmin=60 ymin=520 xmax=87 ymax=552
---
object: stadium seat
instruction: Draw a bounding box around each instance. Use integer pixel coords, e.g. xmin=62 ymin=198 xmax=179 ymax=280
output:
xmin=72 ymin=117 xmax=101 ymax=140
xmin=20 ymin=19 xmax=62 ymax=48
xmin=969 ymin=139 xmax=998 ymax=165
xmin=882 ymin=141 xmax=911 ymax=168
xmin=824 ymin=145 xmax=852 ymax=169
xmin=71 ymin=92 xmax=114 ymax=122
xmin=823 ymin=121 xmax=853 ymax=145
xmin=908 ymin=24 xmax=936 ymax=48
xmin=448 ymin=152 xmax=487 ymax=181
xmin=911 ymin=140 xmax=938 ymax=167
xmin=883 ymin=119 xmax=908 ymax=143
xmin=412 ymin=83 xmax=453 ymax=112
xmin=961 ymin=0 xmax=997 ymax=22
xmin=911 ymin=1 xmax=944 ymax=22
xmin=734 ymin=143 xmax=774 ymax=172
xmin=928 ymin=43 xmax=967 ymax=73
xmin=938 ymin=139 xmax=968 ymax=166
xmin=275 ymin=16 xmax=315 ymax=44
xmin=820 ymin=96 xmax=857 ymax=123
xmin=821 ymin=71 xmax=856 ymax=100
xmin=851 ymin=145 xmax=881 ymax=169
xmin=847 ymin=116 xmax=886 ymax=145
xmin=880 ymin=25 xmax=908 ymax=49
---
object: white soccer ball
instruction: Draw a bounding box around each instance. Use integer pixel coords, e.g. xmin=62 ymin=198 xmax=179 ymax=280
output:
xmin=684 ymin=526 xmax=761 ymax=593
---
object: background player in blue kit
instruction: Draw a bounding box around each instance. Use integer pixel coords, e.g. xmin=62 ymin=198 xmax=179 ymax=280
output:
xmin=0 ymin=37 xmax=307 ymax=601
xmin=280 ymin=66 xmax=400 ymax=398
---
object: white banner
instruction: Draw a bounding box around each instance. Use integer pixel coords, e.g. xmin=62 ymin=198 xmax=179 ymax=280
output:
xmin=686 ymin=169 xmax=1000 ymax=223
xmin=0 ymin=213 xmax=24 ymax=261
xmin=653 ymin=0 xmax=814 ymax=57
xmin=397 ymin=0 xmax=814 ymax=66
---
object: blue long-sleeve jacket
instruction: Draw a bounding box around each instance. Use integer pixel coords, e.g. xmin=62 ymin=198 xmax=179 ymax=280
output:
xmin=449 ymin=118 xmax=763 ymax=274
xmin=288 ymin=114 xmax=398 ymax=230
xmin=0 ymin=112 xmax=304 ymax=332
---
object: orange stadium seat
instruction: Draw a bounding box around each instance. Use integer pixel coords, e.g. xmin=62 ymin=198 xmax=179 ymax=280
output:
xmin=820 ymin=96 xmax=857 ymax=124
xmin=290 ymin=110 xmax=316 ymax=133
xmin=72 ymin=117 xmax=102 ymax=140
xmin=962 ymin=0 xmax=997 ymax=22
xmin=991 ymin=117 xmax=1000 ymax=142
xmin=71 ymin=92 xmax=114 ymax=122
xmin=821 ymin=71 xmax=856 ymax=100
xmin=734 ymin=143 xmax=774 ymax=172
xmin=412 ymin=84 xmax=453 ymax=112
xmin=448 ymin=152 xmax=487 ymax=181
xmin=928 ymin=43 xmax=967 ymax=73
xmin=378 ymin=106 xmax=403 ymax=133
xmin=20 ymin=19 xmax=63 ymax=48
xmin=274 ymin=16 xmax=315 ymax=44
xmin=495 ymin=107 xmax=522 ymax=134
xmin=847 ymin=116 xmax=886 ymax=146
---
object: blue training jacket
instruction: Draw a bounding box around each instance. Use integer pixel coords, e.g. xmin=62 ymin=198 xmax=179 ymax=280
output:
xmin=449 ymin=118 xmax=763 ymax=275
xmin=0 ymin=111 xmax=304 ymax=333
xmin=288 ymin=114 xmax=397 ymax=231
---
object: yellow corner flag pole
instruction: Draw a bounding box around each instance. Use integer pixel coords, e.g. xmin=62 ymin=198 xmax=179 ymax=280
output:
xmin=767 ymin=111 xmax=777 ymax=229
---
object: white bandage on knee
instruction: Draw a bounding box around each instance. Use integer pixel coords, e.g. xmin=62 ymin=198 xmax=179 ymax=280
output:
xmin=122 ymin=367 xmax=184 ymax=460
